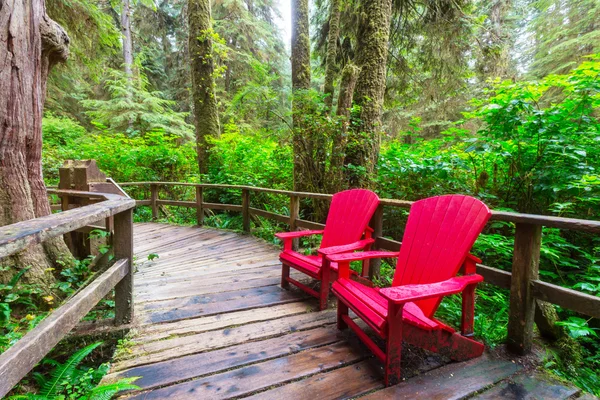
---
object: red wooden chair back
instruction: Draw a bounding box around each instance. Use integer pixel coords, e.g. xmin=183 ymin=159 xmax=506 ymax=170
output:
xmin=320 ymin=189 xmax=380 ymax=249
xmin=392 ymin=195 xmax=491 ymax=317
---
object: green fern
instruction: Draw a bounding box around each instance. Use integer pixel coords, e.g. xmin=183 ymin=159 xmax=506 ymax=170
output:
xmin=39 ymin=342 xmax=102 ymax=396
xmin=7 ymin=267 xmax=30 ymax=288
xmin=9 ymin=341 xmax=140 ymax=400
xmin=81 ymin=377 xmax=140 ymax=400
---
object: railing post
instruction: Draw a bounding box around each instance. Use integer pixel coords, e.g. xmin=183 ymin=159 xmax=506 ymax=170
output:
xmin=113 ymin=208 xmax=134 ymax=325
xmin=242 ymin=188 xmax=250 ymax=233
xmin=289 ymin=195 xmax=300 ymax=251
xmin=507 ymin=223 xmax=541 ymax=354
xmin=368 ymin=204 xmax=384 ymax=280
xmin=150 ymin=183 xmax=159 ymax=220
xmin=195 ymin=186 xmax=204 ymax=226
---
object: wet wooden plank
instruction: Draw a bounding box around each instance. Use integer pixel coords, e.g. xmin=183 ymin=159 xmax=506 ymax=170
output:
xmin=245 ymin=359 xmax=384 ymax=400
xmin=135 ymin=302 xmax=311 ymax=343
xmin=126 ymin=342 xmax=366 ymax=400
xmin=473 ymin=372 xmax=579 ymax=400
xmin=115 ymin=311 xmax=337 ymax=370
xmin=134 ymin=260 xmax=282 ymax=288
xmin=135 ymin=271 xmax=309 ymax=304
xmin=138 ymin=287 xmax=308 ymax=324
xmin=106 ymin=326 xmax=341 ymax=391
xmin=361 ymin=356 xmax=521 ymax=400
xmin=140 ymin=285 xmax=287 ymax=311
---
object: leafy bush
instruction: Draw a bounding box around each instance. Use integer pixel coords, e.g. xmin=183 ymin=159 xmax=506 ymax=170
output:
xmin=9 ymin=342 xmax=139 ymax=400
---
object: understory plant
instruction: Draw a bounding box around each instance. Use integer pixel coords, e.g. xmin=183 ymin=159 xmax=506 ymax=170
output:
xmin=9 ymin=342 xmax=139 ymax=400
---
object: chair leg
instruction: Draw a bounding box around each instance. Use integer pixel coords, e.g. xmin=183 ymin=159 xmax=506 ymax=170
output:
xmin=337 ymin=299 xmax=348 ymax=331
xmin=319 ymin=261 xmax=331 ymax=310
xmin=385 ymin=302 xmax=404 ymax=386
xmin=281 ymin=263 xmax=290 ymax=289
xmin=461 ymin=283 xmax=476 ymax=336
xmin=319 ymin=281 xmax=329 ymax=310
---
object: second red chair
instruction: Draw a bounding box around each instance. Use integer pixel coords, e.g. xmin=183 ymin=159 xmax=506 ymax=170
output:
xmin=275 ymin=189 xmax=380 ymax=310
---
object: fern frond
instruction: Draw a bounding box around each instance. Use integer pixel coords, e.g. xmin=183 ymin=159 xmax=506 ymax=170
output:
xmin=8 ymin=267 xmax=30 ymax=287
xmin=40 ymin=342 xmax=103 ymax=397
xmin=84 ymin=377 xmax=140 ymax=400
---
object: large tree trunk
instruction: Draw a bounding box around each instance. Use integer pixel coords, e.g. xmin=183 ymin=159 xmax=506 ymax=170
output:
xmin=344 ymin=0 xmax=392 ymax=188
xmin=188 ymin=0 xmax=220 ymax=175
xmin=327 ymin=63 xmax=359 ymax=193
xmin=0 ymin=0 xmax=71 ymax=287
xmin=323 ymin=0 xmax=340 ymax=111
xmin=291 ymin=0 xmax=313 ymax=192
xmin=121 ymin=0 xmax=134 ymax=76
xmin=478 ymin=0 xmax=511 ymax=80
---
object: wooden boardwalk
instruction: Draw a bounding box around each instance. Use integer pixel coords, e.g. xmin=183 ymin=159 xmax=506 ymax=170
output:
xmin=105 ymin=223 xmax=589 ymax=399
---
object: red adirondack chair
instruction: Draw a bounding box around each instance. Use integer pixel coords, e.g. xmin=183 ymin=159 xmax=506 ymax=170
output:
xmin=275 ymin=189 xmax=380 ymax=310
xmin=327 ymin=194 xmax=491 ymax=386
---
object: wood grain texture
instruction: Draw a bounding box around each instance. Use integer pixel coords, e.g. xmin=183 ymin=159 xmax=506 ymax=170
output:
xmin=360 ymin=356 xmax=521 ymax=400
xmin=126 ymin=342 xmax=366 ymax=399
xmin=107 ymin=326 xmax=341 ymax=390
xmin=473 ymin=372 xmax=579 ymax=399
xmin=507 ymin=223 xmax=542 ymax=354
xmin=0 ymin=194 xmax=134 ymax=258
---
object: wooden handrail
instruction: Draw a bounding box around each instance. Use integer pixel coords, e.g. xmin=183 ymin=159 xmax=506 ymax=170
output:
xmin=117 ymin=181 xmax=600 ymax=232
xmin=0 ymin=190 xmax=135 ymax=397
xmin=0 ymin=190 xmax=134 ymax=259
xmin=119 ymin=180 xmax=600 ymax=355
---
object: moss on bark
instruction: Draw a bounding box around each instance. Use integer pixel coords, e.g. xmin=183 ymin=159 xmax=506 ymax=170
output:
xmin=344 ymin=0 xmax=392 ymax=188
xmin=323 ymin=0 xmax=341 ymax=111
xmin=291 ymin=0 xmax=315 ymax=192
xmin=188 ymin=0 xmax=220 ymax=175
xmin=0 ymin=4 xmax=73 ymax=290
xmin=327 ymin=63 xmax=359 ymax=193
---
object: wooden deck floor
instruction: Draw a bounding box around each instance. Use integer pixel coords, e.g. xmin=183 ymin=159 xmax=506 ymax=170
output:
xmin=105 ymin=223 xmax=589 ymax=399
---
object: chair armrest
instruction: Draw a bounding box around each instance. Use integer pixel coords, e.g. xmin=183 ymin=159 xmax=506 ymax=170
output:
xmin=466 ymin=253 xmax=482 ymax=264
xmin=275 ymin=230 xmax=324 ymax=240
xmin=326 ymin=250 xmax=400 ymax=263
xmin=317 ymin=238 xmax=375 ymax=256
xmin=379 ymin=275 xmax=484 ymax=304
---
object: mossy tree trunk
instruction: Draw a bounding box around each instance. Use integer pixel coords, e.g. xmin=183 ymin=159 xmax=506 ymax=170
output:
xmin=189 ymin=0 xmax=220 ymax=175
xmin=121 ymin=0 xmax=133 ymax=76
xmin=291 ymin=0 xmax=317 ymax=192
xmin=323 ymin=0 xmax=341 ymax=112
xmin=478 ymin=0 xmax=512 ymax=80
xmin=0 ymin=0 xmax=73 ymax=288
xmin=344 ymin=0 xmax=392 ymax=188
xmin=327 ymin=63 xmax=359 ymax=193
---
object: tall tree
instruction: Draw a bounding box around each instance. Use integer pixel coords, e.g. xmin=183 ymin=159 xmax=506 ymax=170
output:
xmin=291 ymin=0 xmax=313 ymax=191
xmin=188 ymin=0 xmax=221 ymax=175
xmin=477 ymin=0 xmax=513 ymax=80
xmin=344 ymin=0 xmax=392 ymax=188
xmin=323 ymin=0 xmax=341 ymax=111
xmin=327 ymin=63 xmax=359 ymax=192
xmin=0 ymin=0 xmax=72 ymax=286
xmin=528 ymin=0 xmax=600 ymax=77
xmin=121 ymin=0 xmax=134 ymax=76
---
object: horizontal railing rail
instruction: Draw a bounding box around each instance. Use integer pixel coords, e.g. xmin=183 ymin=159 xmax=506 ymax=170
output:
xmin=119 ymin=181 xmax=600 ymax=355
xmin=0 ymin=190 xmax=135 ymax=397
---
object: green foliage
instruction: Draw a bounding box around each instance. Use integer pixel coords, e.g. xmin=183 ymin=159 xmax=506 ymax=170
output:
xmin=82 ymin=69 xmax=194 ymax=139
xmin=43 ymin=115 xmax=198 ymax=186
xmin=0 ymin=268 xmax=46 ymax=353
xmin=9 ymin=342 xmax=139 ymax=400
xmin=208 ymin=122 xmax=293 ymax=189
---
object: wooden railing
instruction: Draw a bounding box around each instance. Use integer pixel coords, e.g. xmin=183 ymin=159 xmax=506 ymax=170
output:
xmin=119 ymin=181 xmax=600 ymax=356
xmin=0 ymin=190 xmax=135 ymax=397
